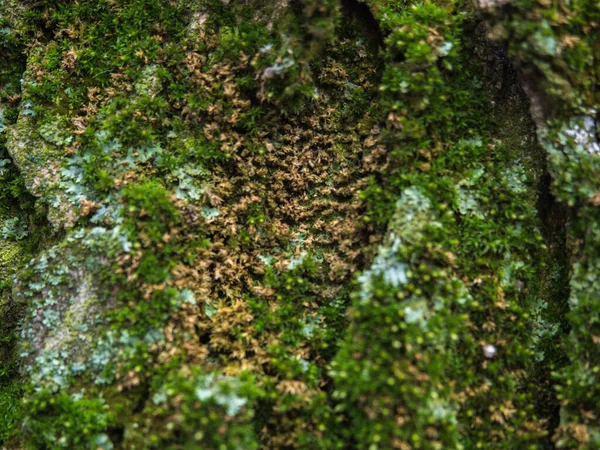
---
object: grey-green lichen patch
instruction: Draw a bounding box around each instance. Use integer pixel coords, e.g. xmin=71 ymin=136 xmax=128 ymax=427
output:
xmin=158 ymin=372 xmax=248 ymax=416
xmin=529 ymin=298 xmax=561 ymax=363
xmin=5 ymin=116 xmax=60 ymax=196
xmin=5 ymin=114 xmax=77 ymax=229
xmin=15 ymin=227 xmax=128 ymax=391
xmin=356 ymin=235 xmax=407 ymax=303
xmin=502 ymin=162 xmax=528 ymax=194
xmin=124 ymin=367 xmax=261 ymax=449
xmin=456 ymin=166 xmax=486 ymax=218
xmin=387 ymin=187 xmax=439 ymax=244
xmin=134 ymin=65 xmax=163 ymax=98
xmin=1 ymin=216 xmax=27 ymax=241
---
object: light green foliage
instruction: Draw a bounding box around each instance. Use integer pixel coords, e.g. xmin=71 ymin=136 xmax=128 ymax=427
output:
xmin=0 ymin=239 xmax=21 ymax=285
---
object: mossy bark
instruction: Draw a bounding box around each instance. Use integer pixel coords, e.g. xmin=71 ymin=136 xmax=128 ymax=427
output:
xmin=0 ymin=0 xmax=597 ymax=449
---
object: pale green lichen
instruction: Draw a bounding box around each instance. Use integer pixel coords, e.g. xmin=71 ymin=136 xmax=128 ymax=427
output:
xmin=15 ymin=227 xmax=128 ymax=391
xmin=5 ymin=114 xmax=77 ymax=229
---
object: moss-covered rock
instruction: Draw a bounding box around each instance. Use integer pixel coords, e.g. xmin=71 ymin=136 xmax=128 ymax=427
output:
xmin=476 ymin=0 xmax=599 ymax=447
xmin=328 ymin=5 xmax=560 ymax=448
xmin=0 ymin=0 xmax=597 ymax=448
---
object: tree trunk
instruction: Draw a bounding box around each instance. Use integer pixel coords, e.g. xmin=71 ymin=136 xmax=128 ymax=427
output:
xmin=0 ymin=0 xmax=598 ymax=448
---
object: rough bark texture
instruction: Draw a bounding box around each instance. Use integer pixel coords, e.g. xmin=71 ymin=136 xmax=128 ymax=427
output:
xmin=0 ymin=0 xmax=597 ymax=449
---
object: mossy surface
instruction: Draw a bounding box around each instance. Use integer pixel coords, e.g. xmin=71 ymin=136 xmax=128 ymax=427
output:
xmin=478 ymin=0 xmax=599 ymax=447
xmin=0 ymin=0 xmax=596 ymax=449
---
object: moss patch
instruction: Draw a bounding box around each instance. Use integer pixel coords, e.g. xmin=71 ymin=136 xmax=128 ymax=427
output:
xmin=0 ymin=0 xmax=596 ymax=449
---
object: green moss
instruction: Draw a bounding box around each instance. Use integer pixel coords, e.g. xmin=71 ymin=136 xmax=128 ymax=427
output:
xmin=478 ymin=0 xmax=599 ymax=447
xmin=21 ymin=389 xmax=114 ymax=449
xmin=0 ymin=240 xmax=21 ymax=284
xmin=0 ymin=0 xmax=596 ymax=448
xmin=329 ymin=2 xmax=561 ymax=448
xmin=123 ymin=368 xmax=262 ymax=449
